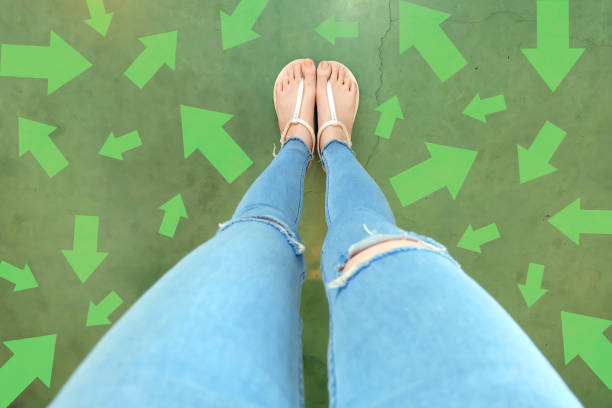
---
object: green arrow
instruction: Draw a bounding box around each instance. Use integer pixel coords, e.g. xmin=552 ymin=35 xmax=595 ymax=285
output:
xmin=18 ymin=117 xmax=68 ymax=178
xmin=375 ymin=96 xmax=404 ymax=139
xmin=62 ymin=215 xmax=108 ymax=283
xmin=87 ymin=291 xmax=123 ymax=327
xmin=315 ymin=16 xmax=359 ymax=45
xmin=0 ymin=261 xmax=38 ymax=292
xmin=549 ymin=198 xmax=612 ymax=245
xmin=390 ymin=143 xmax=477 ymax=207
xmin=124 ymin=30 xmax=177 ymax=89
xmin=399 ymin=1 xmax=467 ymax=82
xmin=180 ymin=105 xmax=253 ymax=184
xmin=0 ymin=31 xmax=91 ymax=94
xmin=98 ymin=130 xmax=142 ymax=160
xmin=462 ymin=93 xmax=506 ymax=123
xmin=159 ymin=194 xmax=188 ymax=238
xmin=220 ymin=0 xmax=269 ymax=50
xmin=561 ymin=311 xmax=612 ymax=389
xmin=457 ymin=223 xmax=500 ymax=253
xmin=0 ymin=335 xmax=56 ymax=407
xmin=517 ymin=121 xmax=566 ymax=184
xmin=521 ymin=0 xmax=585 ymax=91
xmin=517 ymin=263 xmax=548 ymax=307
xmin=84 ymin=0 xmax=113 ymax=36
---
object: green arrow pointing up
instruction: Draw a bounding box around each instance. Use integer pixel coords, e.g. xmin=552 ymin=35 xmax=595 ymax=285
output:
xmin=375 ymin=96 xmax=404 ymax=139
xmin=220 ymin=0 xmax=269 ymax=50
xmin=457 ymin=223 xmax=500 ymax=253
xmin=315 ymin=16 xmax=359 ymax=45
xmin=0 ymin=261 xmax=38 ymax=292
xmin=518 ymin=263 xmax=548 ymax=307
xmin=399 ymin=1 xmax=467 ymax=82
xmin=98 ymin=130 xmax=142 ymax=160
xmin=561 ymin=311 xmax=612 ymax=389
xmin=180 ymin=105 xmax=253 ymax=184
xmin=549 ymin=198 xmax=612 ymax=244
xmin=518 ymin=121 xmax=566 ymax=184
xmin=62 ymin=215 xmax=108 ymax=283
xmin=159 ymin=194 xmax=188 ymax=238
xmin=84 ymin=0 xmax=113 ymax=36
xmin=462 ymin=93 xmax=506 ymax=123
xmin=521 ymin=0 xmax=585 ymax=91
xmin=390 ymin=143 xmax=477 ymax=207
xmin=87 ymin=291 xmax=123 ymax=327
xmin=18 ymin=117 xmax=68 ymax=178
xmin=124 ymin=30 xmax=177 ymax=89
xmin=0 ymin=334 xmax=56 ymax=407
xmin=0 ymin=31 xmax=91 ymax=94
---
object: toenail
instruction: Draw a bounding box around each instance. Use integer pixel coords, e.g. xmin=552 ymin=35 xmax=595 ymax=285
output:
xmin=321 ymin=61 xmax=328 ymax=69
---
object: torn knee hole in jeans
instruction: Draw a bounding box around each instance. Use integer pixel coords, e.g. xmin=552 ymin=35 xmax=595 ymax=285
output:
xmin=327 ymin=224 xmax=444 ymax=289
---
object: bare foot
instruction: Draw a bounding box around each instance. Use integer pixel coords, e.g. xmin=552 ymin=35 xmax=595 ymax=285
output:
xmin=316 ymin=61 xmax=359 ymax=157
xmin=274 ymin=58 xmax=316 ymax=152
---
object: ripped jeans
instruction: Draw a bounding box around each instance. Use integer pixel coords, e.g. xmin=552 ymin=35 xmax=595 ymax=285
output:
xmin=49 ymin=138 xmax=583 ymax=408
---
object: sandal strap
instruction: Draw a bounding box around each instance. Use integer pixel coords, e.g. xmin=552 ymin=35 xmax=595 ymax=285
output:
xmin=316 ymin=80 xmax=352 ymax=160
xmin=277 ymin=77 xmax=316 ymax=155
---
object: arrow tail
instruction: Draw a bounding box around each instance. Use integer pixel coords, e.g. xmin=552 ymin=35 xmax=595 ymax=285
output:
xmin=537 ymin=0 xmax=570 ymax=49
xmin=374 ymin=114 xmax=396 ymax=139
xmin=86 ymin=0 xmax=107 ymax=17
xmin=0 ymin=356 xmax=34 ymax=407
xmin=336 ymin=21 xmax=359 ymax=38
xmin=580 ymin=209 xmax=612 ymax=235
xmin=73 ymin=215 xmax=100 ymax=252
xmin=159 ymin=214 xmax=179 ymax=237
xmin=0 ymin=44 xmax=50 ymax=79
xmin=482 ymin=94 xmax=507 ymax=114
xmin=124 ymin=48 xmax=164 ymax=89
xmin=417 ymin=25 xmax=467 ymax=82
xmin=231 ymin=0 xmax=269 ymax=27
xmin=390 ymin=158 xmax=445 ymax=207
xmin=474 ymin=223 xmax=500 ymax=244
xmin=526 ymin=263 xmax=545 ymax=287
xmin=117 ymin=131 xmax=142 ymax=152
xmin=32 ymin=135 xmax=69 ymax=177
xmin=99 ymin=291 xmax=123 ymax=314
xmin=530 ymin=121 xmax=566 ymax=159
xmin=582 ymin=335 xmax=612 ymax=389
xmin=0 ymin=262 xmax=19 ymax=284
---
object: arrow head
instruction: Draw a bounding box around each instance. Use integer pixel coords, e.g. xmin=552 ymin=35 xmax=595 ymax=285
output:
xmin=457 ymin=224 xmax=482 ymax=253
xmin=86 ymin=301 xmax=111 ymax=327
xmin=561 ymin=311 xmax=612 ymax=364
xmin=139 ymin=31 xmax=177 ymax=70
xmin=399 ymin=1 xmax=451 ymax=54
xmin=517 ymin=283 xmax=547 ymax=307
xmin=180 ymin=105 xmax=234 ymax=158
xmin=85 ymin=11 xmax=114 ymax=37
xmin=549 ymin=198 xmax=582 ymax=245
xmin=160 ymin=194 xmax=188 ymax=218
xmin=521 ymin=47 xmax=585 ymax=92
xmin=375 ymin=95 xmax=404 ymax=119
xmin=315 ymin=16 xmax=337 ymax=45
xmin=426 ymin=143 xmax=477 ymax=199
xmin=47 ymin=31 xmax=92 ymax=94
xmin=517 ymin=144 xmax=557 ymax=183
xmin=13 ymin=264 xmax=38 ymax=292
xmin=4 ymin=335 xmax=57 ymax=387
xmin=462 ymin=94 xmax=487 ymax=123
xmin=98 ymin=132 xmax=123 ymax=160
xmin=61 ymin=250 xmax=108 ymax=283
xmin=18 ymin=117 xmax=57 ymax=157
xmin=220 ymin=10 xmax=261 ymax=50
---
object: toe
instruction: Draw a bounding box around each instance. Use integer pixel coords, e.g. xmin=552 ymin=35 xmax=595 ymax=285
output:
xmin=331 ymin=62 xmax=339 ymax=83
xmin=338 ymin=66 xmax=346 ymax=85
xmin=294 ymin=61 xmax=303 ymax=81
xmin=317 ymin=60 xmax=331 ymax=81
xmin=302 ymin=59 xmax=316 ymax=86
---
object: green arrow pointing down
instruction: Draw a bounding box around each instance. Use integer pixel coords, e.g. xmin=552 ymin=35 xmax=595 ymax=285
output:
xmin=0 ymin=261 xmax=38 ymax=292
xmin=518 ymin=121 xmax=566 ymax=184
xmin=220 ymin=0 xmax=269 ymax=50
xmin=62 ymin=215 xmax=108 ymax=283
xmin=124 ymin=31 xmax=177 ymax=89
xmin=315 ymin=16 xmax=359 ymax=45
xmin=518 ymin=263 xmax=548 ymax=307
xmin=390 ymin=143 xmax=477 ymax=207
xmin=84 ymin=0 xmax=113 ymax=36
xmin=399 ymin=1 xmax=467 ymax=82
xmin=18 ymin=117 xmax=68 ymax=178
xmin=562 ymin=311 xmax=612 ymax=389
xmin=375 ymin=96 xmax=404 ymax=139
xmin=0 ymin=31 xmax=91 ymax=94
xmin=0 ymin=335 xmax=56 ymax=407
xmin=87 ymin=291 xmax=123 ymax=327
xmin=457 ymin=223 xmax=500 ymax=253
xmin=549 ymin=198 xmax=612 ymax=244
xmin=521 ymin=0 xmax=585 ymax=91
xmin=159 ymin=194 xmax=188 ymax=238
xmin=462 ymin=93 xmax=506 ymax=123
xmin=180 ymin=105 xmax=253 ymax=184
xmin=99 ymin=130 xmax=142 ymax=160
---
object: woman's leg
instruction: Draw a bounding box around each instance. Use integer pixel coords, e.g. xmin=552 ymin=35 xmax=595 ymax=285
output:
xmin=49 ymin=137 xmax=313 ymax=408
xmin=319 ymin=138 xmax=583 ymax=408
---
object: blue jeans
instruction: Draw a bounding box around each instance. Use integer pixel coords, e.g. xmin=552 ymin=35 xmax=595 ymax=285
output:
xmin=50 ymin=137 xmax=582 ymax=407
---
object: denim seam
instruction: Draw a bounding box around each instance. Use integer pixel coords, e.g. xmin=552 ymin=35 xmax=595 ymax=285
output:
xmin=328 ymin=303 xmax=338 ymax=408
xmin=294 ymin=151 xmax=310 ymax=226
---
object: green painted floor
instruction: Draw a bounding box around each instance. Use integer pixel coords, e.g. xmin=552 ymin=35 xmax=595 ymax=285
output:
xmin=1 ymin=0 xmax=611 ymax=406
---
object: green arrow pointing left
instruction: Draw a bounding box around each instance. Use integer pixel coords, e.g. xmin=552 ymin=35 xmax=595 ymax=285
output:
xmin=87 ymin=291 xmax=123 ymax=327
xmin=399 ymin=1 xmax=467 ymax=82
xmin=0 ymin=31 xmax=91 ymax=94
xmin=99 ymin=130 xmax=142 ymax=160
xmin=549 ymin=198 xmax=612 ymax=244
xmin=521 ymin=0 xmax=585 ymax=91
xmin=457 ymin=223 xmax=500 ymax=253
xmin=18 ymin=117 xmax=68 ymax=178
xmin=159 ymin=194 xmax=188 ymax=238
xmin=462 ymin=93 xmax=506 ymax=123
xmin=375 ymin=96 xmax=404 ymax=139
xmin=62 ymin=215 xmax=108 ymax=283
xmin=315 ymin=16 xmax=359 ymax=45
xmin=84 ymin=0 xmax=114 ymax=36
xmin=561 ymin=311 xmax=612 ymax=389
xmin=220 ymin=0 xmax=269 ymax=50
xmin=0 ymin=335 xmax=56 ymax=407
xmin=0 ymin=261 xmax=38 ymax=292
xmin=124 ymin=31 xmax=177 ymax=89
xmin=517 ymin=263 xmax=548 ymax=307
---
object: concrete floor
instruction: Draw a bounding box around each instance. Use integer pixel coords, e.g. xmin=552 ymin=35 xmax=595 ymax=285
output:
xmin=1 ymin=0 xmax=611 ymax=406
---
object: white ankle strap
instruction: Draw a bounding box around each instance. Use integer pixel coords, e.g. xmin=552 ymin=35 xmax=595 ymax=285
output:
xmin=274 ymin=78 xmax=316 ymax=157
xmin=317 ymin=80 xmax=352 ymax=160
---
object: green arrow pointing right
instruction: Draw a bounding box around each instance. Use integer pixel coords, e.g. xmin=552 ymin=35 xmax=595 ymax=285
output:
xmin=0 ymin=261 xmax=38 ymax=292
xmin=375 ymin=96 xmax=404 ymax=139
xmin=517 ymin=263 xmax=547 ymax=307
xmin=462 ymin=93 xmax=506 ymax=123
xmin=220 ymin=0 xmax=269 ymax=50
xmin=87 ymin=291 xmax=123 ymax=327
xmin=62 ymin=215 xmax=108 ymax=283
xmin=84 ymin=0 xmax=114 ymax=36
xmin=315 ymin=16 xmax=359 ymax=45
xmin=18 ymin=117 xmax=68 ymax=178
xmin=457 ymin=223 xmax=500 ymax=253
xmin=0 ymin=335 xmax=57 ymax=407
xmin=99 ymin=130 xmax=142 ymax=160
xmin=124 ymin=31 xmax=177 ymax=89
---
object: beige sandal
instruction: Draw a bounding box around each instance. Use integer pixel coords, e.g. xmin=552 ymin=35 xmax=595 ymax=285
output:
xmin=316 ymin=61 xmax=360 ymax=173
xmin=272 ymin=59 xmax=317 ymax=170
